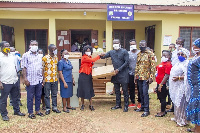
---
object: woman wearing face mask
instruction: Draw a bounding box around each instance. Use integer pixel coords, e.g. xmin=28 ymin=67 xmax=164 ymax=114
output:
xmin=58 ymin=49 xmax=75 ymax=113
xmin=186 ymin=38 xmax=200 ymax=133
xmin=77 ymin=45 xmax=100 ymax=111
xmin=155 ymin=50 xmax=172 ymax=117
xmin=169 ymin=48 xmax=190 ymax=126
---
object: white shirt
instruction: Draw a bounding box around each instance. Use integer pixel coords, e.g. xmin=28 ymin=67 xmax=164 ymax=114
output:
xmin=0 ymin=53 xmax=18 ymax=84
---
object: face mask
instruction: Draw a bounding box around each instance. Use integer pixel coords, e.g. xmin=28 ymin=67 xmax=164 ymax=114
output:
xmin=3 ymin=48 xmax=10 ymax=54
xmin=10 ymin=52 xmax=16 ymax=56
xmin=94 ymin=46 xmax=98 ymax=49
xmin=161 ymin=56 xmax=168 ymax=62
xmin=85 ymin=52 xmax=91 ymax=56
xmin=113 ymin=44 xmax=120 ymax=50
xmin=38 ymin=54 xmax=43 ymax=57
xmin=64 ymin=55 xmax=69 ymax=59
xmin=192 ymin=47 xmax=199 ymax=55
xmin=53 ymin=49 xmax=57 ymax=55
xmin=175 ymin=44 xmax=180 ymax=49
xmin=30 ymin=46 xmax=38 ymax=52
xmin=130 ymin=45 xmax=137 ymax=51
xmin=139 ymin=47 xmax=146 ymax=51
xmin=178 ymin=56 xmax=186 ymax=62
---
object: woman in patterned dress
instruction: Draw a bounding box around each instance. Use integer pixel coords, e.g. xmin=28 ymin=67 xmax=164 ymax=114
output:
xmin=186 ymin=38 xmax=200 ymax=133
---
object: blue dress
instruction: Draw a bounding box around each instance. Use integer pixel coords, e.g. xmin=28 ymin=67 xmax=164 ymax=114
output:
xmin=186 ymin=56 xmax=200 ymax=125
xmin=58 ymin=59 xmax=73 ymax=98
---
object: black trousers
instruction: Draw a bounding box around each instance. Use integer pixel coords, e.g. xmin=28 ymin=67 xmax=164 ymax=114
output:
xmin=0 ymin=82 xmax=20 ymax=117
xmin=114 ymin=83 xmax=129 ymax=108
xmin=129 ymin=75 xmax=141 ymax=104
xmin=156 ymin=84 xmax=167 ymax=112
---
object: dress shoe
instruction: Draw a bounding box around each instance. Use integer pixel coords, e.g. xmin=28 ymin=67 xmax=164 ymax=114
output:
xmin=141 ymin=112 xmax=150 ymax=117
xmin=52 ymin=109 xmax=61 ymax=113
xmin=111 ymin=105 xmax=122 ymax=110
xmin=45 ymin=110 xmax=50 ymax=115
xmin=89 ymin=105 xmax=95 ymax=111
xmin=167 ymin=109 xmax=174 ymax=112
xmin=14 ymin=112 xmax=25 ymax=116
xmin=135 ymin=108 xmax=144 ymax=112
xmin=2 ymin=116 xmax=9 ymax=121
xmin=123 ymin=107 xmax=128 ymax=112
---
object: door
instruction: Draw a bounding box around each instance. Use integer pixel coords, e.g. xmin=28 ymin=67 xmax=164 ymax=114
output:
xmin=145 ymin=25 xmax=155 ymax=50
xmin=56 ymin=30 xmax=71 ymax=61
xmin=91 ymin=30 xmax=98 ymax=47
xmin=113 ymin=30 xmax=135 ymax=51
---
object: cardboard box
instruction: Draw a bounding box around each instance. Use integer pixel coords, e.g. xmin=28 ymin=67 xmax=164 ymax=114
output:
xmin=68 ymin=52 xmax=82 ymax=59
xmin=92 ymin=65 xmax=115 ymax=78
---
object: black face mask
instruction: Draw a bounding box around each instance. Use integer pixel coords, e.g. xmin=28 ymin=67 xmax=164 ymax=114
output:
xmin=139 ymin=47 xmax=146 ymax=51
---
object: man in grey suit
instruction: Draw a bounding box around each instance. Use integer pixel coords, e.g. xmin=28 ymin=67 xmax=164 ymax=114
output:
xmin=101 ymin=39 xmax=129 ymax=112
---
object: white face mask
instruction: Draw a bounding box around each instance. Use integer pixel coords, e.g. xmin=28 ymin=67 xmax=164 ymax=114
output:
xmin=113 ymin=44 xmax=120 ymax=50
xmin=30 ymin=46 xmax=38 ymax=52
xmin=85 ymin=52 xmax=91 ymax=56
xmin=175 ymin=44 xmax=180 ymax=49
xmin=192 ymin=47 xmax=199 ymax=55
xmin=64 ymin=55 xmax=69 ymax=59
xmin=53 ymin=49 xmax=57 ymax=55
xmin=10 ymin=52 xmax=16 ymax=56
xmin=130 ymin=45 xmax=137 ymax=51
xmin=161 ymin=56 xmax=168 ymax=62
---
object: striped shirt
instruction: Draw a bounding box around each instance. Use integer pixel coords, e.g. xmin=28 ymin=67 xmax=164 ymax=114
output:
xmin=21 ymin=51 xmax=43 ymax=85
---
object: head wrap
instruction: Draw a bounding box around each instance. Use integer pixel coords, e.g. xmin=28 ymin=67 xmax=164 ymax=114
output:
xmin=178 ymin=48 xmax=190 ymax=58
xmin=193 ymin=38 xmax=200 ymax=48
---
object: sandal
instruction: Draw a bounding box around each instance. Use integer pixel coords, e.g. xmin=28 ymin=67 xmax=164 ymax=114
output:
xmin=187 ymin=128 xmax=195 ymax=132
xmin=36 ymin=112 xmax=44 ymax=117
xmin=67 ymin=107 xmax=76 ymax=110
xmin=28 ymin=114 xmax=36 ymax=119
xmin=89 ymin=105 xmax=95 ymax=111
xmin=63 ymin=109 xmax=70 ymax=113
xmin=80 ymin=105 xmax=85 ymax=111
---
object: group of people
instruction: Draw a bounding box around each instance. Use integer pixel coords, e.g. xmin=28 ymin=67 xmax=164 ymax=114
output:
xmin=0 ymin=37 xmax=199 ymax=132
xmin=154 ymin=37 xmax=200 ymax=132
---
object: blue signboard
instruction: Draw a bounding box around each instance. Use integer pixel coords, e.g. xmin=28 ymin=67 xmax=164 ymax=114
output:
xmin=107 ymin=4 xmax=134 ymax=21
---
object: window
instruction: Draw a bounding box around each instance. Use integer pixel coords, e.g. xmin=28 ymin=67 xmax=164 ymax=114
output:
xmin=113 ymin=30 xmax=135 ymax=51
xmin=25 ymin=29 xmax=48 ymax=53
xmin=179 ymin=27 xmax=200 ymax=54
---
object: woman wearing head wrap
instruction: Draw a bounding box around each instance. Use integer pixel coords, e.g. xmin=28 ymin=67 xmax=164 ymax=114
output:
xmin=169 ymin=47 xmax=190 ymax=126
xmin=186 ymin=38 xmax=200 ymax=133
xmin=77 ymin=45 xmax=100 ymax=111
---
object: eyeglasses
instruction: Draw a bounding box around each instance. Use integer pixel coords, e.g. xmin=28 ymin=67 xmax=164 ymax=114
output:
xmin=177 ymin=53 xmax=185 ymax=56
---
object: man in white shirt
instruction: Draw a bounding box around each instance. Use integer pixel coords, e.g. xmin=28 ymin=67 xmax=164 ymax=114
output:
xmin=93 ymin=43 xmax=104 ymax=53
xmin=0 ymin=41 xmax=25 ymax=121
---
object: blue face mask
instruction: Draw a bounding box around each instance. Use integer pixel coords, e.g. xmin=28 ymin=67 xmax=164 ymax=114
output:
xmin=178 ymin=56 xmax=186 ymax=62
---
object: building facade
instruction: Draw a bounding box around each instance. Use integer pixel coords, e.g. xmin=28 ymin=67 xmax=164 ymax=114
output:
xmin=0 ymin=0 xmax=200 ymax=62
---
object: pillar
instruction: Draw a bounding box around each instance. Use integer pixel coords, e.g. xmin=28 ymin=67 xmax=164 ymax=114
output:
xmin=49 ymin=18 xmax=56 ymax=45
xmin=106 ymin=20 xmax=113 ymax=52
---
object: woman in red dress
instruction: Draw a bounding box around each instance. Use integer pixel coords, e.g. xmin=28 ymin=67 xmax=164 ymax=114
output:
xmin=77 ymin=45 xmax=101 ymax=111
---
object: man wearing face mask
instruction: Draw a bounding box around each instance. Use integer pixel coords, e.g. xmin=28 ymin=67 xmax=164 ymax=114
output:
xmin=101 ymin=39 xmax=129 ymax=112
xmin=93 ymin=43 xmax=104 ymax=53
xmin=128 ymin=39 xmax=141 ymax=109
xmin=9 ymin=47 xmax=22 ymax=107
xmin=42 ymin=44 xmax=61 ymax=115
xmin=171 ymin=37 xmax=185 ymax=66
xmin=21 ymin=40 xmax=44 ymax=119
xmin=0 ymin=41 xmax=25 ymax=121
xmin=134 ymin=40 xmax=156 ymax=117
